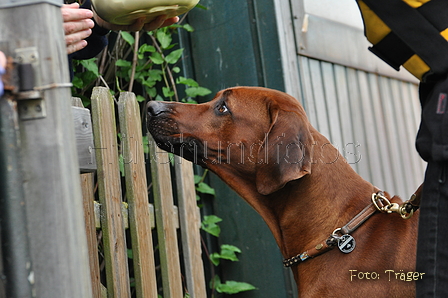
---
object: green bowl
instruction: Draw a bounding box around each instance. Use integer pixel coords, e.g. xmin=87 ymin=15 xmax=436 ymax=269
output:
xmin=91 ymin=0 xmax=199 ymax=25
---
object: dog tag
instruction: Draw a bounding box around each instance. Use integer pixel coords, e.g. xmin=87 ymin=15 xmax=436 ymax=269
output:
xmin=338 ymin=234 xmax=356 ymax=254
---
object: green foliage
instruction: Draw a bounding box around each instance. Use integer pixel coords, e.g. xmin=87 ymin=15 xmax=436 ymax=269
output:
xmin=114 ymin=27 xmax=211 ymax=103
xmin=127 ymin=248 xmax=133 ymax=259
xmin=201 ymin=215 xmax=222 ymax=237
xmin=196 ymin=181 xmax=216 ymax=196
xmin=71 ymin=58 xmax=101 ymax=105
xmin=194 ymin=169 xmax=256 ymax=296
xmin=72 ymin=10 xmax=254 ymax=297
xmin=71 ymin=23 xmax=210 ymax=105
xmin=210 ymin=244 xmax=241 ymax=266
xmin=121 ymin=31 xmax=135 ymax=45
xmin=212 ymin=276 xmax=257 ymax=295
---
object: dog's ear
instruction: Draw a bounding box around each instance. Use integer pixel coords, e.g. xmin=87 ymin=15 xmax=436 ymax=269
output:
xmin=255 ymin=105 xmax=314 ymax=195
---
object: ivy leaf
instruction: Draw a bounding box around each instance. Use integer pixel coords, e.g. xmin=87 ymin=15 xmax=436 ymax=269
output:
xmin=196 ymin=182 xmax=215 ymax=196
xmin=72 ymin=76 xmax=84 ymax=89
xmin=116 ymin=59 xmax=132 ymax=68
xmin=210 ymin=252 xmax=221 ymax=266
xmin=134 ymin=71 xmax=146 ymax=82
xmin=146 ymin=87 xmax=157 ymax=98
xmin=76 ymin=71 xmax=98 ymax=88
xmin=142 ymin=78 xmax=157 ymax=88
xmin=170 ymin=23 xmax=195 ymax=32
xmin=201 ymin=215 xmax=222 ymax=237
xmin=177 ymin=76 xmax=199 ymax=87
xmin=138 ymin=44 xmax=156 ymax=59
xmin=80 ymin=58 xmax=100 ymax=77
xmin=194 ymin=174 xmax=202 ymax=184
xmin=196 ymin=4 xmax=208 ymax=10
xmin=150 ymin=52 xmax=165 ymax=65
xmin=139 ymin=44 xmax=156 ymax=54
xmin=182 ymin=98 xmax=198 ymax=104
xmin=210 ymin=244 xmax=242 ymax=266
xmin=127 ymin=248 xmax=133 ymax=259
xmin=219 ymin=245 xmax=241 ymax=262
xmin=216 ymin=281 xmax=257 ymax=294
xmin=142 ymin=69 xmax=163 ymax=88
xmin=157 ymin=29 xmax=172 ymax=49
xmin=162 ymin=86 xmax=175 ymax=98
xmin=210 ymin=275 xmax=222 ymax=291
xmin=185 ymin=87 xmax=212 ymax=97
xmin=147 ymin=69 xmax=163 ymax=81
xmin=136 ymin=95 xmax=146 ymax=102
xmin=165 ymin=48 xmax=184 ymax=64
xmin=142 ymin=136 xmax=149 ymax=154
xmin=182 ymin=24 xmax=195 ymax=32
xmin=120 ymin=31 xmax=135 ymax=46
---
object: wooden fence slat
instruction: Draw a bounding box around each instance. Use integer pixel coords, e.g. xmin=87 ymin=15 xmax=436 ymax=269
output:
xmin=175 ymin=157 xmax=207 ymax=298
xmin=148 ymin=135 xmax=183 ymax=298
xmin=118 ymin=92 xmax=158 ymax=298
xmin=73 ymin=95 xmax=102 ymax=298
xmin=72 ymin=97 xmax=96 ymax=173
xmin=80 ymin=173 xmax=103 ymax=298
xmin=91 ymin=87 xmax=131 ymax=298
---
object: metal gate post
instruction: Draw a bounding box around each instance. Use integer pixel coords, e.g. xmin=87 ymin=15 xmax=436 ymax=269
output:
xmin=0 ymin=1 xmax=93 ymax=297
xmin=0 ymin=95 xmax=34 ymax=298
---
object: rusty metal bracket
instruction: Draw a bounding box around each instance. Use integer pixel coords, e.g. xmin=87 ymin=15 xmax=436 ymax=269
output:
xmin=15 ymin=47 xmax=40 ymax=92
xmin=1 ymin=45 xmax=73 ymax=122
xmin=13 ymin=47 xmax=46 ymax=120
xmin=17 ymin=99 xmax=46 ymax=120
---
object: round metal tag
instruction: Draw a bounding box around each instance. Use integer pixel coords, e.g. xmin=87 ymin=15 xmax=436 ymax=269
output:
xmin=338 ymin=234 xmax=356 ymax=254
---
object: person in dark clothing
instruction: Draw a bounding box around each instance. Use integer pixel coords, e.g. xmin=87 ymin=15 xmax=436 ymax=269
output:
xmin=355 ymin=1 xmax=448 ymax=296
xmin=415 ymin=75 xmax=448 ymax=298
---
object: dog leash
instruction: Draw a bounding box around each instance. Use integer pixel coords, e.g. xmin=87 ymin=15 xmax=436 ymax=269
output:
xmin=283 ymin=188 xmax=421 ymax=267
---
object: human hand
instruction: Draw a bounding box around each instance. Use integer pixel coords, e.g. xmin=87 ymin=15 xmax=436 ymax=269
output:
xmin=0 ymin=51 xmax=6 ymax=97
xmin=93 ymin=11 xmax=179 ymax=32
xmin=62 ymin=3 xmax=95 ymax=54
xmin=0 ymin=51 xmax=6 ymax=70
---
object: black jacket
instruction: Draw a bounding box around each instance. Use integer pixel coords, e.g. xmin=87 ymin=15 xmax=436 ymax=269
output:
xmin=67 ymin=0 xmax=109 ymax=79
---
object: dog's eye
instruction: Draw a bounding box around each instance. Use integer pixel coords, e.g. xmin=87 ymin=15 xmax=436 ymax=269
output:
xmin=217 ymin=102 xmax=229 ymax=114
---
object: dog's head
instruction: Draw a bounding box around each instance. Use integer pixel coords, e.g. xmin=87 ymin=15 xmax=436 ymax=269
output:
xmin=147 ymin=86 xmax=314 ymax=195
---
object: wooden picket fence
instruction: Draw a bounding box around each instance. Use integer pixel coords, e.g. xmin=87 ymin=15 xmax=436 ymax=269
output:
xmin=72 ymin=86 xmax=206 ymax=298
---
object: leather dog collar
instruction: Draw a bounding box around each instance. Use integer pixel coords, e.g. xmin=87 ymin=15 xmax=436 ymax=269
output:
xmin=283 ymin=191 xmax=420 ymax=267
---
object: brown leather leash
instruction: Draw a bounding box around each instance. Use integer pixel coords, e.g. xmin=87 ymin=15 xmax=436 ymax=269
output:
xmin=283 ymin=186 xmax=422 ymax=267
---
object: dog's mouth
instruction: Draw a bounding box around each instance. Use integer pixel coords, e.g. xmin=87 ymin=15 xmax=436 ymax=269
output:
xmin=147 ymin=113 xmax=206 ymax=165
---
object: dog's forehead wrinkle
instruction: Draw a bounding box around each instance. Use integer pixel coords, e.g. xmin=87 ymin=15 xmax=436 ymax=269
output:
xmin=222 ymin=89 xmax=233 ymax=98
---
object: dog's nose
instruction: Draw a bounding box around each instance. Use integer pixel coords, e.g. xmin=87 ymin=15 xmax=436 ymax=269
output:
xmin=147 ymin=101 xmax=170 ymax=117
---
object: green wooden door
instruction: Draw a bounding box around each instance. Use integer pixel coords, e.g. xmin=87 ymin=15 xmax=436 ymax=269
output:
xmin=184 ymin=0 xmax=297 ymax=297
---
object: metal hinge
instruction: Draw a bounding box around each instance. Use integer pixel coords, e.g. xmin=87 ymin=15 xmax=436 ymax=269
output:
xmin=15 ymin=47 xmax=46 ymax=120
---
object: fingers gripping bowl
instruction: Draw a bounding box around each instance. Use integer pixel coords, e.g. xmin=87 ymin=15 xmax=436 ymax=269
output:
xmin=91 ymin=0 xmax=199 ymax=25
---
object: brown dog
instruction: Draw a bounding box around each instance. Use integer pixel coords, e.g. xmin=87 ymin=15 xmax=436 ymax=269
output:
xmin=147 ymin=86 xmax=419 ymax=297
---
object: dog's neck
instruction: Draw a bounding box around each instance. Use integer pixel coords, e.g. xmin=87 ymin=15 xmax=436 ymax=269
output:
xmin=208 ymin=133 xmax=375 ymax=260
xmin=271 ymin=157 xmax=375 ymax=258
